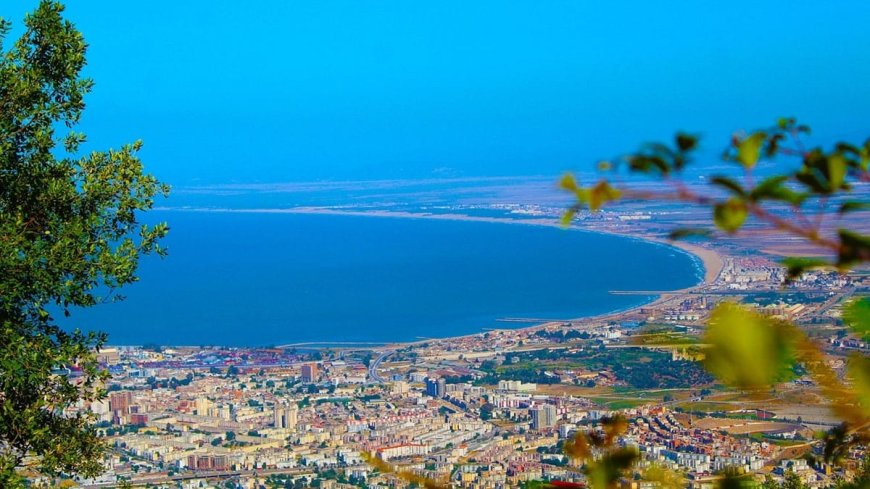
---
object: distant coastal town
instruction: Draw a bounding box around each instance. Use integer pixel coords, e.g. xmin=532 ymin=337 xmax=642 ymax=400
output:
xmin=48 ymin=191 xmax=868 ymax=489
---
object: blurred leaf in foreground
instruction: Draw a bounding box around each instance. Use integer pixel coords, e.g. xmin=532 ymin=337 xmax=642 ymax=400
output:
xmin=847 ymin=354 xmax=870 ymax=417
xmin=713 ymin=198 xmax=748 ymax=233
xmin=361 ymin=452 xmax=448 ymax=489
xmin=642 ymin=463 xmax=684 ymax=489
xmin=735 ymin=131 xmax=767 ymax=168
xmin=702 ymin=303 xmax=797 ymax=392
xmin=584 ymin=447 xmax=638 ymax=489
xmin=780 ymin=257 xmax=833 ymax=281
xmin=716 ymin=467 xmax=756 ymax=489
xmin=843 ymin=297 xmax=870 ymax=341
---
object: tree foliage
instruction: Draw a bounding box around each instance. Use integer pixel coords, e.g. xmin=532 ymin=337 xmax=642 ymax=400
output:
xmin=561 ymin=120 xmax=869 ymax=487
xmin=0 ymin=1 xmax=167 ymax=485
xmin=562 ymin=118 xmax=869 ymax=275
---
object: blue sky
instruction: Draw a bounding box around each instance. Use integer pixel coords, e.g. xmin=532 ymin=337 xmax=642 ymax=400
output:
xmin=6 ymin=1 xmax=870 ymax=185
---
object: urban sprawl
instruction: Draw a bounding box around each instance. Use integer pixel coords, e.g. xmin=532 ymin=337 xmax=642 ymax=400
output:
xmin=35 ymin=200 xmax=870 ymax=489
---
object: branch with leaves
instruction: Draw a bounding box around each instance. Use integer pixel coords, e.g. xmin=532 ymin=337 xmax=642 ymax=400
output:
xmin=561 ymin=118 xmax=869 ymax=278
xmin=560 ymin=119 xmax=869 ymax=487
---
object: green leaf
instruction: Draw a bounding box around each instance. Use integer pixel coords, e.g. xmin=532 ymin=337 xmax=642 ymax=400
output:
xmin=835 ymin=142 xmax=861 ymax=156
xmin=828 ymin=154 xmax=847 ymax=191
xmin=642 ymin=464 xmax=685 ymax=489
xmin=861 ymin=138 xmax=870 ymax=171
xmin=560 ymin=208 xmax=577 ymax=226
xmin=765 ymin=133 xmax=785 ymax=158
xmin=749 ymin=175 xmax=806 ymax=206
xmin=780 ymin=257 xmax=832 ymax=281
xmin=736 ymin=132 xmax=766 ymax=168
xmin=587 ymin=180 xmax=621 ymax=211
xmin=777 ymin=117 xmax=796 ymax=130
xmin=702 ymin=303 xmax=797 ymax=391
xmin=558 ymin=173 xmax=578 ymax=192
xmin=584 ymin=448 xmax=638 ymax=489
xmin=842 ymin=297 xmax=870 ymax=341
xmin=713 ymin=198 xmax=748 ymax=233
xmin=716 ymin=470 xmax=757 ymax=489
xmin=837 ymin=229 xmax=870 ymax=268
xmin=839 ymin=200 xmax=870 ymax=214
xmin=627 ymin=154 xmax=670 ymax=175
xmin=710 ymin=176 xmax=746 ymax=197
xmin=675 ymin=133 xmax=698 ymax=152
xmin=847 ymin=354 xmax=870 ymax=417
xmin=795 ymin=170 xmax=828 ymax=194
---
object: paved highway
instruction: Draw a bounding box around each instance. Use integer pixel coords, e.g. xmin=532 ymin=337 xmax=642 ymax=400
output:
xmin=83 ymin=467 xmax=315 ymax=488
xmin=368 ymin=350 xmax=395 ymax=383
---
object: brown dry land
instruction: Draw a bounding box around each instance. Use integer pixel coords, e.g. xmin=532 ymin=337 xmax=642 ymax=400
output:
xmin=691 ymin=418 xmax=801 ymax=434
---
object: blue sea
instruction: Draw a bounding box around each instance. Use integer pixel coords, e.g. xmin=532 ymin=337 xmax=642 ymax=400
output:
xmin=64 ymin=211 xmax=702 ymax=346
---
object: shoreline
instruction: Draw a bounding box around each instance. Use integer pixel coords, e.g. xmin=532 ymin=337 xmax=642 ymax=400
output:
xmin=139 ymin=206 xmax=726 ymax=349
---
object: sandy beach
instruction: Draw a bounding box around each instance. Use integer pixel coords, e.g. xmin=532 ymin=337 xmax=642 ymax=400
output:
xmin=649 ymin=239 xmax=723 ymax=285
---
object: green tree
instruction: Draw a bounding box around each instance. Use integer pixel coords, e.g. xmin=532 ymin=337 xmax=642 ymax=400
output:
xmin=761 ymin=475 xmax=779 ymax=489
xmin=0 ymin=1 xmax=167 ymax=485
xmin=479 ymin=403 xmax=494 ymax=420
xmin=781 ymin=471 xmax=807 ymax=489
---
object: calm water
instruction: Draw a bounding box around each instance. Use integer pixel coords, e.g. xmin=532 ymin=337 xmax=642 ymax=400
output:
xmin=64 ymin=211 xmax=701 ymax=346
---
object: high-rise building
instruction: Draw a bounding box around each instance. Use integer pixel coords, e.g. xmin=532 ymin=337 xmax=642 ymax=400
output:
xmin=273 ymin=404 xmax=298 ymax=429
xmin=217 ymin=404 xmax=234 ymax=421
xmin=425 ymin=377 xmax=446 ymax=398
xmin=90 ymin=399 xmax=111 ymax=423
xmin=195 ymin=397 xmax=215 ymax=417
xmin=301 ymin=363 xmax=318 ymax=383
xmin=392 ymin=381 xmax=409 ymax=395
xmin=425 ymin=378 xmax=437 ymax=397
xmin=287 ymin=406 xmax=298 ymax=427
xmin=109 ymin=391 xmax=132 ymax=414
xmin=108 ymin=391 xmax=134 ymax=425
xmin=531 ymin=404 xmax=558 ymax=430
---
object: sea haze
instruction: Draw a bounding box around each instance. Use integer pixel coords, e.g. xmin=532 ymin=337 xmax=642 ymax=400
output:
xmin=63 ymin=211 xmax=702 ymax=346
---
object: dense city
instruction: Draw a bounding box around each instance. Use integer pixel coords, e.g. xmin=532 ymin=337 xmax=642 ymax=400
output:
xmin=37 ymin=248 xmax=867 ymax=489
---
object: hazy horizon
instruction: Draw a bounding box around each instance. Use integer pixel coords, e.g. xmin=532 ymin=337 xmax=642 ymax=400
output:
xmin=6 ymin=1 xmax=870 ymax=186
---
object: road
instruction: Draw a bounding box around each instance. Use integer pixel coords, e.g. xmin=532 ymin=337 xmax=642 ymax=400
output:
xmin=83 ymin=467 xmax=315 ymax=488
xmin=368 ymin=350 xmax=395 ymax=383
